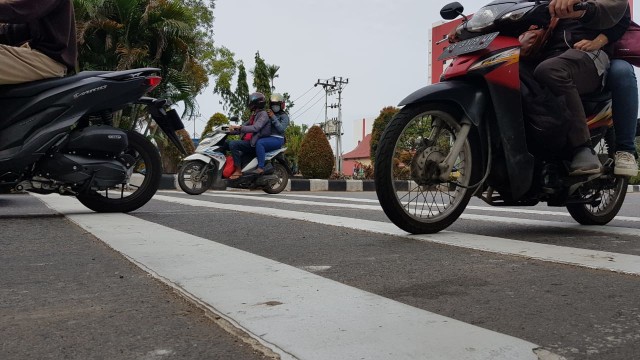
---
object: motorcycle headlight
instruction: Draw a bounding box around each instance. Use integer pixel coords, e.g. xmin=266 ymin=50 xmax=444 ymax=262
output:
xmin=466 ymin=5 xmax=501 ymax=32
xmin=500 ymin=7 xmax=529 ymax=22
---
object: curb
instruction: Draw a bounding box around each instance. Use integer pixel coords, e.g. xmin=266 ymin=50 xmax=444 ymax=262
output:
xmin=160 ymin=174 xmax=640 ymax=193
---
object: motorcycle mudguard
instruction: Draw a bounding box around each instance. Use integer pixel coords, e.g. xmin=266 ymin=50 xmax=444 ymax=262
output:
xmin=273 ymin=153 xmax=293 ymax=175
xmin=184 ymin=153 xmax=224 ymax=170
xmin=398 ymin=80 xmax=487 ymax=126
xmin=139 ymin=97 xmax=188 ymax=156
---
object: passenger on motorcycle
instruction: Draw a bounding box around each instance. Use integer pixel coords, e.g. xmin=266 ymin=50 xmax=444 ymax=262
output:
xmin=0 ymin=0 xmax=76 ymax=84
xmin=535 ymin=0 xmax=630 ymax=175
xmin=252 ymin=93 xmax=290 ymax=175
xmin=227 ymin=92 xmax=272 ymax=179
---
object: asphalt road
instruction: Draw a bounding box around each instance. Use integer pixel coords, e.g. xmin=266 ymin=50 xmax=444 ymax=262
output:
xmin=2 ymin=190 xmax=640 ymax=360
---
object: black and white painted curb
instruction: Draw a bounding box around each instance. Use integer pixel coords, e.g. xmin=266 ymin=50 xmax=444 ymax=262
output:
xmin=160 ymin=174 xmax=640 ymax=193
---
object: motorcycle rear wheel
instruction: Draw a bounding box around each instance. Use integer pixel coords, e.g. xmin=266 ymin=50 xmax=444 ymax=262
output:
xmin=263 ymin=163 xmax=289 ymax=194
xmin=76 ymin=131 xmax=162 ymax=213
xmin=566 ymin=135 xmax=628 ymax=225
xmin=178 ymin=160 xmax=214 ymax=195
xmin=375 ymin=103 xmax=482 ymax=234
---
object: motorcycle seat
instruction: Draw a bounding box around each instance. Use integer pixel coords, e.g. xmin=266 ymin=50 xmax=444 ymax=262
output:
xmin=581 ymin=91 xmax=611 ymax=103
xmin=0 ymin=71 xmax=108 ymax=98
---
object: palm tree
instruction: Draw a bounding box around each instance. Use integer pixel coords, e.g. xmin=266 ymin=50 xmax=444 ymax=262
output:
xmin=74 ymin=0 xmax=214 ymax=171
xmin=267 ymin=64 xmax=280 ymax=91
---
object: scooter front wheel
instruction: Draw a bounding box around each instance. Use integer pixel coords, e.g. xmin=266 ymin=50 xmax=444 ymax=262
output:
xmin=374 ymin=103 xmax=482 ymax=234
xmin=178 ymin=160 xmax=214 ymax=195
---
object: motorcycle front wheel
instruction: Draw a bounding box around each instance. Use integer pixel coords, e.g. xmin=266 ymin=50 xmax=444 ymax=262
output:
xmin=374 ymin=103 xmax=482 ymax=234
xmin=178 ymin=160 xmax=214 ymax=195
xmin=76 ymin=131 xmax=162 ymax=213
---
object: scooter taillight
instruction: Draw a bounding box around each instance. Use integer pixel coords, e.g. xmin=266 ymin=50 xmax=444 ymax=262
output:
xmin=144 ymin=76 xmax=162 ymax=90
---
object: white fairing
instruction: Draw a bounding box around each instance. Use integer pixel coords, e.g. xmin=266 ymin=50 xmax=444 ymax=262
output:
xmin=184 ymin=153 xmax=226 ymax=170
xmin=241 ymin=147 xmax=287 ymax=172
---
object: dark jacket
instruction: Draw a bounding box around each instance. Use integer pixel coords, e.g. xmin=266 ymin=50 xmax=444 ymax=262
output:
xmin=581 ymin=0 xmax=630 ymax=29
xmin=240 ymin=110 xmax=271 ymax=147
xmin=0 ymin=0 xmax=77 ymax=71
xmin=545 ymin=6 xmax=630 ymax=57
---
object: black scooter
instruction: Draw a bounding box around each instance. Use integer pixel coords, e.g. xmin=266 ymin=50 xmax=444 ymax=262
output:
xmin=0 ymin=68 xmax=186 ymax=212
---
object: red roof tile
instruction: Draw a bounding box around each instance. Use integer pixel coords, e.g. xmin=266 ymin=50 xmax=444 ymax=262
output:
xmin=343 ymin=134 xmax=371 ymax=160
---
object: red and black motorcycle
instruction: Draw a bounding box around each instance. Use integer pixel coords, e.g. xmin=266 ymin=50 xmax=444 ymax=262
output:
xmin=375 ymin=0 xmax=629 ymax=234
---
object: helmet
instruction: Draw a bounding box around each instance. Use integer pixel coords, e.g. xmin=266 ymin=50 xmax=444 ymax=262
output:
xmin=247 ymin=92 xmax=266 ymax=111
xmin=270 ymin=93 xmax=285 ymax=112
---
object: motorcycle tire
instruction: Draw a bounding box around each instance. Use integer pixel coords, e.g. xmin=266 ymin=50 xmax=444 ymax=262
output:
xmin=77 ymin=131 xmax=162 ymax=213
xmin=263 ymin=163 xmax=289 ymax=194
xmin=178 ymin=160 xmax=214 ymax=195
xmin=374 ymin=103 xmax=482 ymax=234
xmin=566 ymin=134 xmax=629 ymax=225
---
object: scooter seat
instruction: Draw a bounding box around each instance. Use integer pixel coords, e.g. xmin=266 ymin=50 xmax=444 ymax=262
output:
xmin=0 ymin=71 xmax=108 ymax=98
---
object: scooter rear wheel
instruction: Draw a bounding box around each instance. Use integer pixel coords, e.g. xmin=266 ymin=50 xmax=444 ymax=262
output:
xmin=76 ymin=131 xmax=162 ymax=212
xmin=263 ymin=163 xmax=289 ymax=194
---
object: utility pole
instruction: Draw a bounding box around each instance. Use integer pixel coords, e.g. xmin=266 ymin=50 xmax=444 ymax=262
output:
xmin=314 ymin=76 xmax=348 ymax=174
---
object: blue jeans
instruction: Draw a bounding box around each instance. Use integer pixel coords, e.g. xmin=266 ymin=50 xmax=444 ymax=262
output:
xmin=228 ymin=140 xmax=254 ymax=169
xmin=608 ymin=59 xmax=638 ymax=154
xmin=255 ymin=136 xmax=284 ymax=168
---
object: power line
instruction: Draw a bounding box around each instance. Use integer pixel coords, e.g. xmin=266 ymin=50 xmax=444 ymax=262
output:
xmin=291 ymin=95 xmax=324 ymax=121
xmin=291 ymin=85 xmax=317 ymax=103
xmin=290 ymin=89 xmax=323 ymax=118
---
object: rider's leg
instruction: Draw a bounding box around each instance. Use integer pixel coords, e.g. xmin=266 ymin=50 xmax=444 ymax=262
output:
xmin=608 ymin=59 xmax=639 ymax=176
xmin=0 ymin=44 xmax=66 ymax=84
xmin=229 ymin=140 xmax=253 ymax=176
xmin=534 ymin=49 xmax=604 ymax=175
xmin=255 ymin=136 xmax=285 ymax=170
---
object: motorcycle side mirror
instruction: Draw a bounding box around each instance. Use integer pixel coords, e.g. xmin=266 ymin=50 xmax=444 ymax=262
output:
xmin=440 ymin=2 xmax=464 ymax=20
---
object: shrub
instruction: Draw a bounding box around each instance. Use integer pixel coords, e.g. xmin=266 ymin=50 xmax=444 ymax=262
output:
xmin=202 ymin=112 xmax=229 ymax=137
xmin=298 ymin=125 xmax=334 ymax=179
xmin=370 ymin=106 xmax=400 ymax=164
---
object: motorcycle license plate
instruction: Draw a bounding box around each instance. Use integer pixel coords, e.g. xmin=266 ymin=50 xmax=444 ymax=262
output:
xmin=437 ymin=32 xmax=499 ymax=61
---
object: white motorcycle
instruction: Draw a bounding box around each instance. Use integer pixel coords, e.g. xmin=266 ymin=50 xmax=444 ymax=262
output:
xmin=178 ymin=125 xmax=291 ymax=195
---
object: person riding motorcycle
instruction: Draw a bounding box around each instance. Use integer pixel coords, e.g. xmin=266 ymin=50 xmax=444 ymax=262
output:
xmin=252 ymin=93 xmax=290 ymax=174
xmin=227 ymin=92 xmax=271 ymax=179
xmin=534 ymin=0 xmax=630 ymax=175
xmin=0 ymin=0 xmax=77 ymax=84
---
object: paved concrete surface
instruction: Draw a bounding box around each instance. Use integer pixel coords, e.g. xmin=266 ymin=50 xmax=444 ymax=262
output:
xmin=0 ymin=194 xmax=268 ymax=360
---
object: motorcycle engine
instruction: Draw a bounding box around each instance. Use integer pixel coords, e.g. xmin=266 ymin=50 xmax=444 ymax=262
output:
xmin=36 ymin=126 xmax=134 ymax=188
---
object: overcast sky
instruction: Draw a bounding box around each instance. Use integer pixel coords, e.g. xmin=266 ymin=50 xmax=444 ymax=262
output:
xmin=186 ymin=0 xmax=640 ymax=154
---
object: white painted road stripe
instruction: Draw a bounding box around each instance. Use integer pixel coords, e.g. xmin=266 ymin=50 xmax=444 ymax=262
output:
xmin=152 ymin=194 xmax=640 ymax=276
xmin=167 ymin=191 xmax=640 ymax=237
xmin=264 ymin=193 xmax=640 ymax=223
xmin=35 ymin=194 xmax=543 ymax=360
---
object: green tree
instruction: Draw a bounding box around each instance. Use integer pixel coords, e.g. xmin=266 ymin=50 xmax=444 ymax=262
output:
xmin=283 ymin=92 xmax=295 ymax=112
xmin=202 ymin=113 xmax=229 ymax=136
xmin=298 ymin=125 xmax=334 ymax=179
xmin=370 ymin=106 xmax=400 ymax=164
xmin=74 ymin=0 xmax=213 ymax=173
xmin=284 ymin=121 xmax=308 ymax=170
xmin=252 ymin=51 xmax=271 ymax=99
xmin=231 ymin=62 xmax=250 ymax=119
xmin=267 ymin=64 xmax=280 ymax=91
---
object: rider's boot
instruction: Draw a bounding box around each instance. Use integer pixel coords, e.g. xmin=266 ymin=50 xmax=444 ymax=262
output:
xmin=569 ymin=146 xmax=602 ymax=176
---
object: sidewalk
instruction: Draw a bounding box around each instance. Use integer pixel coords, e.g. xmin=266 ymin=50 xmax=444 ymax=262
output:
xmin=0 ymin=194 xmax=268 ymax=360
